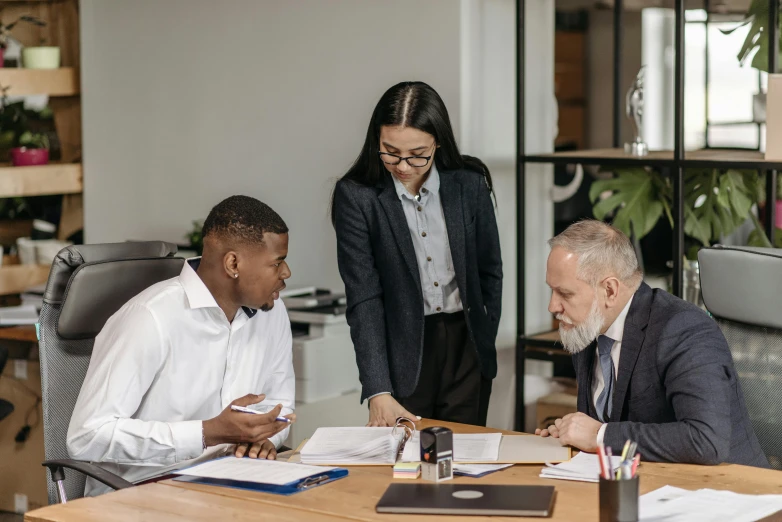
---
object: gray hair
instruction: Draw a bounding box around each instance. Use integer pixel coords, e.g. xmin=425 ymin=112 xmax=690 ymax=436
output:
xmin=548 ymin=219 xmax=643 ymax=290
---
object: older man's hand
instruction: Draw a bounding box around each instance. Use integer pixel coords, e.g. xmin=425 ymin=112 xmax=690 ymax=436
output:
xmin=535 ymin=412 xmax=602 ymax=453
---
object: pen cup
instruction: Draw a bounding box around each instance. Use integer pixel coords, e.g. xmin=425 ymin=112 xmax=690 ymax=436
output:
xmin=599 ymin=476 xmax=639 ymax=522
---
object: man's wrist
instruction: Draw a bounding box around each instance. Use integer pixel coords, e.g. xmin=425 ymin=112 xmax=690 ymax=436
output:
xmin=368 ymin=392 xmax=392 ymax=402
xmin=596 ymin=423 xmax=608 ymax=446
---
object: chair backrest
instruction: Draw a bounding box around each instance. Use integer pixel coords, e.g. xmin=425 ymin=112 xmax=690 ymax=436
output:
xmin=699 ymin=245 xmax=782 ymax=470
xmin=38 ymin=241 xmax=185 ymax=503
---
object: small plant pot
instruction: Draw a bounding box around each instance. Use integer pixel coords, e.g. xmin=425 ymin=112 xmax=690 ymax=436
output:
xmin=11 ymin=147 xmax=49 ymax=166
xmin=21 ymin=46 xmax=60 ymax=69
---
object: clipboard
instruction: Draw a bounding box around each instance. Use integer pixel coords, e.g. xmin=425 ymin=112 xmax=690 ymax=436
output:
xmin=172 ymin=456 xmax=349 ymax=495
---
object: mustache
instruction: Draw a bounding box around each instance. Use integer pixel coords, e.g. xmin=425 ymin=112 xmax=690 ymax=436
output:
xmin=556 ymin=313 xmax=573 ymax=325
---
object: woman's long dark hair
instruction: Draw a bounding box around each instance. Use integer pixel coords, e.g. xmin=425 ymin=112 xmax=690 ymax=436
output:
xmin=331 ymin=81 xmax=493 ymax=224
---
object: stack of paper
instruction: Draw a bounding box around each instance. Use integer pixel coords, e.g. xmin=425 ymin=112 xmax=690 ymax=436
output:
xmin=174 ymin=457 xmax=338 ymax=486
xmin=301 ymin=427 xmax=406 ymax=465
xmin=0 ymin=304 xmax=39 ymax=326
xmin=453 ymin=463 xmax=513 ymax=477
xmin=640 ymin=486 xmax=782 ymax=522
xmin=393 ymin=462 xmax=421 ymax=479
xmin=401 ymin=432 xmax=503 ymax=462
xmin=539 ymin=452 xmax=622 ymax=482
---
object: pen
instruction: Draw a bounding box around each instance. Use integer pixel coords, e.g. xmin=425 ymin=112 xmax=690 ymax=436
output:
xmin=230 ymin=404 xmax=291 ymax=423
xmin=620 ymin=440 xmax=631 ymax=461
xmin=597 ymin=444 xmax=608 ymax=479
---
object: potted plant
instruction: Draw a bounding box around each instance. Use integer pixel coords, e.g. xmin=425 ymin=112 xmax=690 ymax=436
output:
xmin=11 ymin=130 xmax=49 ymax=166
xmin=721 ymin=0 xmax=781 ymax=121
xmin=184 ymin=220 xmax=204 ymax=256
xmin=591 ymin=167 xmax=771 ymax=303
xmin=0 ymin=15 xmax=46 ymax=68
xmin=22 ymin=37 xmax=60 ymax=70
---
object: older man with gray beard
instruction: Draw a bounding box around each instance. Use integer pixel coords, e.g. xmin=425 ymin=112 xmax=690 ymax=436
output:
xmin=535 ymin=220 xmax=768 ymax=467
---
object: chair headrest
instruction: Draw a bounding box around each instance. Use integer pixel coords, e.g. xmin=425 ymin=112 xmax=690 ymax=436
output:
xmin=699 ymin=245 xmax=782 ymax=330
xmin=43 ymin=241 xmax=178 ymax=305
xmin=58 ymin=257 xmax=185 ymax=340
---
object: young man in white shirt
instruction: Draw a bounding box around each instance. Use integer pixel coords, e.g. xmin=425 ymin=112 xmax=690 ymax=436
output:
xmin=68 ymin=195 xmax=297 ymax=495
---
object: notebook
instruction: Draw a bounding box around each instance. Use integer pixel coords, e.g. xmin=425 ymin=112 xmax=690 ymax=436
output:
xmin=376 ymin=484 xmax=556 ymax=517
xmin=172 ymin=456 xmax=347 ymax=495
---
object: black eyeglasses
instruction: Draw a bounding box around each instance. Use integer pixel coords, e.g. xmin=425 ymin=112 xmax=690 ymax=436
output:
xmin=378 ymin=151 xmax=433 ymax=168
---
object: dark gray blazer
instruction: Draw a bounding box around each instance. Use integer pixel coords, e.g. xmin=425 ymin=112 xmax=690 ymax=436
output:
xmin=574 ymin=282 xmax=769 ymax=467
xmin=333 ymin=168 xmax=502 ymax=402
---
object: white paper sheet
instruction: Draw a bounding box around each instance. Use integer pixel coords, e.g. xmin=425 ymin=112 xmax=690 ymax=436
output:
xmin=174 ymin=457 xmax=336 ymax=486
xmin=401 ymin=432 xmax=503 ymax=462
xmin=539 ymin=451 xmax=622 ymax=482
xmin=300 ymin=427 xmax=404 ymax=464
xmin=640 ymin=486 xmax=782 ymax=522
xmin=453 ymin=463 xmax=514 ymax=476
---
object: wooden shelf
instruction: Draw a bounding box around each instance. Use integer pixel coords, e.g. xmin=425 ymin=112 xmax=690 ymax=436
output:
xmin=0 ymin=264 xmax=49 ymax=296
xmin=524 ymin=148 xmax=782 ymax=170
xmin=0 ymin=67 xmax=79 ymax=96
xmin=0 ymin=163 xmax=82 ymax=198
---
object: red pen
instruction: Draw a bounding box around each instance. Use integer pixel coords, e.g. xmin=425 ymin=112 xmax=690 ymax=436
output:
xmin=597 ymin=444 xmax=608 ymax=479
xmin=631 ymin=454 xmax=640 ymax=477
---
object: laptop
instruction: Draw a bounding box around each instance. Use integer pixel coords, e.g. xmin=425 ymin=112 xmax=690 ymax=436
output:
xmin=375 ymin=483 xmax=556 ymax=517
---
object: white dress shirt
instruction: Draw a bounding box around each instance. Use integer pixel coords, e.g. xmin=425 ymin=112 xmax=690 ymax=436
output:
xmin=392 ymin=163 xmax=463 ymax=316
xmin=594 ymin=295 xmax=634 ymax=445
xmin=68 ymin=259 xmax=295 ymax=496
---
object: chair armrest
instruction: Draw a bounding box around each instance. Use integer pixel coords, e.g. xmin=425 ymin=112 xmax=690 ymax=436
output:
xmin=43 ymin=459 xmax=134 ymax=491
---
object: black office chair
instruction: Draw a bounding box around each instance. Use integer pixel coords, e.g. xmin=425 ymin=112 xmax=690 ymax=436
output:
xmin=38 ymin=241 xmax=185 ymax=503
xmin=0 ymin=346 xmax=14 ymax=422
xmin=699 ymin=245 xmax=782 ymax=470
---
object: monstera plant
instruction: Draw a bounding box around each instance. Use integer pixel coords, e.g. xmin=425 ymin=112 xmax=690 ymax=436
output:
xmin=590 ymin=168 xmax=773 ymax=256
xmin=721 ymin=0 xmax=780 ymax=72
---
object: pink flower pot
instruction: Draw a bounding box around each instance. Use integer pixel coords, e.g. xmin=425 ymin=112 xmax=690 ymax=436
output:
xmin=0 ymin=48 xmax=5 ymax=68
xmin=10 ymin=147 xmax=49 ymax=166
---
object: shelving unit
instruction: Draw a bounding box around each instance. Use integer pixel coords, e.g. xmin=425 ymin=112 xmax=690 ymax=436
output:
xmin=0 ymin=0 xmax=82 ymax=295
xmin=514 ymin=0 xmax=780 ymax=431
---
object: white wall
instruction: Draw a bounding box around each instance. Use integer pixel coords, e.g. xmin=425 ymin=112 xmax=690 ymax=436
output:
xmin=81 ymin=0 xmax=460 ymax=291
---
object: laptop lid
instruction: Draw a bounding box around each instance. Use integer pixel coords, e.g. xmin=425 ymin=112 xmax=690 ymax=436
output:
xmin=375 ymin=483 xmax=555 ymax=517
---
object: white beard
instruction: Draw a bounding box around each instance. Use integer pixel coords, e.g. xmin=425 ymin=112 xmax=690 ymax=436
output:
xmin=557 ymin=298 xmax=604 ymax=354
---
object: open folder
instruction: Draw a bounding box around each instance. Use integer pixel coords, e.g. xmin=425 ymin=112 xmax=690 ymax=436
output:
xmin=173 ymin=456 xmax=348 ymax=495
xmin=294 ymin=427 xmax=571 ymax=466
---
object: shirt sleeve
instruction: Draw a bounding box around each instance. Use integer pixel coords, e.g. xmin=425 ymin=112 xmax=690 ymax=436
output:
xmin=254 ymin=303 xmax=296 ymax=449
xmin=67 ymin=303 xmax=205 ymax=465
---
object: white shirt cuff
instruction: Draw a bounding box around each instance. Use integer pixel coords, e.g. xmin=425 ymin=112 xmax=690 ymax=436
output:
xmin=367 ymin=391 xmax=392 ymax=401
xmin=597 ymin=423 xmax=608 ymax=446
xmin=170 ymin=420 xmax=205 ymax=461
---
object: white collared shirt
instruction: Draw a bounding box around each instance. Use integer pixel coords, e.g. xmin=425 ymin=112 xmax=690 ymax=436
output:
xmin=67 ymin=259 xmax=295 ymax=496
xmin=594 ymin=295 xmax=634 ymax=445
xmin=391 ymin=163 xmax=463 ymax=315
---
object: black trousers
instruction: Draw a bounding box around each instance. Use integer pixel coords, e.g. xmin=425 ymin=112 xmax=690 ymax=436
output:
xmin=397 ymin=312 xmax=492 ymax=427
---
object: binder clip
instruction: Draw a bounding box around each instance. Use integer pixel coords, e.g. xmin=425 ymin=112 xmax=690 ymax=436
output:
xmin=420 ymin=426 xmax=453 ymax=483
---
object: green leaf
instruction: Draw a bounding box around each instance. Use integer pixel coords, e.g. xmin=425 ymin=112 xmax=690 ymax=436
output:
xmin=684 ymin=206 xmax=712 ymax=246
xmin=589 ymin=169 xmax=666 ymax=241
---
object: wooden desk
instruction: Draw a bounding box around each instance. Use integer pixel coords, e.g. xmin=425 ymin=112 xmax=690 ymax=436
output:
xmin=25 ymin=420 xmax=782 ymax=522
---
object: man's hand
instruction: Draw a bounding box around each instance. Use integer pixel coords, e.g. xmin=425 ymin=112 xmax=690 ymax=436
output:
xmin=536 ymin=413 xmax=601 ymax=453
xmin=367 ymin=394 xmax=418 ymax=427
xmin=202 ymin=393 xmax=295 ymax=447
xmin=234 ymin=439 xmax=277 ymax=460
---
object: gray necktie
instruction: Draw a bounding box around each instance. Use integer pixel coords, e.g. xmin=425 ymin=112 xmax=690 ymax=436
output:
xmin=594 ymin=335 xmax=615 ymax=422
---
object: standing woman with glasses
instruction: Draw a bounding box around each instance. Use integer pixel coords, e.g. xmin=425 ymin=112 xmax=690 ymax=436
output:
xmin=331 ymin=81 xmax=503 ymax=427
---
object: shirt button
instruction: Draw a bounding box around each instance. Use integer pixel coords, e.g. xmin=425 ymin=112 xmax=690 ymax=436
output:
xmin=427 ymin=256 xmax=432 ymax=262
xmin=434 ymin=282 xmax=439 ymax=287
xmin=417 ymin=206 xmax=422 ymax=212
xmin=436 ymin=307 xmax=442 ymax=312
xmin=422 ymin=188 xmax=428 ymax=193
xmin=421 ymin=232 xmax=427 ymax=237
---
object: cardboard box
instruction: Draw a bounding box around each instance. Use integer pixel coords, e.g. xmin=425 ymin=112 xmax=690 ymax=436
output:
xmin=766 ymin=75 xmax=782 ymax=160
xmin=0 ymin=359 xmax=47 ymax=513
xmin=555 ymin=31 xmax=585 ymax=65
xmin=536 ymin=392 xmax=578 ymax=431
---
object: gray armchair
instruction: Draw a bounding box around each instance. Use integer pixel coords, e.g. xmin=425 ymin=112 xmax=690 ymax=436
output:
xmin=699 ymin=245 xmax=782 ymax=470
xmin=38 ymin=241 xmax=184 ymax=503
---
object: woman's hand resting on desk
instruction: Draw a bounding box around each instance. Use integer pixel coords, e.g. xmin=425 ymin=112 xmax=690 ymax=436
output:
xmin=367 ymin=393 xmax=420 ymax=427
xmin=234 ymin=440 xmax=277 ymax=459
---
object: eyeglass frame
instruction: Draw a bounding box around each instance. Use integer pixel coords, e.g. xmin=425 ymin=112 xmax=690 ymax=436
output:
xmin=377 ymin=142 xmax=436 ymax=168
